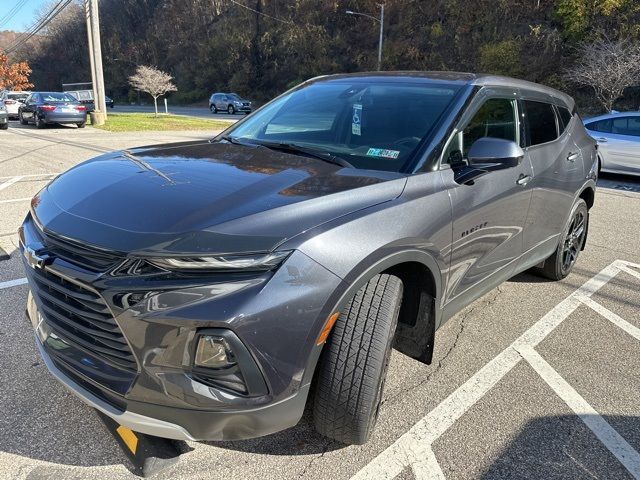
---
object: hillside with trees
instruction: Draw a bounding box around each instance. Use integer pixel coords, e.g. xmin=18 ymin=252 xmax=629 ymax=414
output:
xmin=6 ymin=0 xmax=640 ymax=112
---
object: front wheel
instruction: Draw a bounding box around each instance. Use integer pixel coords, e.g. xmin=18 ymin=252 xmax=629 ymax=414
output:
xmin=19 ymin=111 xmax=28 ymax=125
xmin=313 ymin=274 xmax=403 ymax=445
xmin=227 ymin=104 xmax=235 ymax=114
xmin=34 ymin=114 xmax=45 ymax=129
xmin=535 ymin=199 xmax=588 ymax=280
xmin=0 ymin=122 xmax=8 ymax=130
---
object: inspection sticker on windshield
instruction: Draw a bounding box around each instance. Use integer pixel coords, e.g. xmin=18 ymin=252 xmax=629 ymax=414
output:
xmin=352 ymin=104 xmax=362 ymax=136
xmin=366 ymin=148 xmax=400 ymax=159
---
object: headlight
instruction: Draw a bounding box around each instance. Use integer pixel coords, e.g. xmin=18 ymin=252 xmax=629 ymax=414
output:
xmin=147 ymin=250 xmax=291 ymax=272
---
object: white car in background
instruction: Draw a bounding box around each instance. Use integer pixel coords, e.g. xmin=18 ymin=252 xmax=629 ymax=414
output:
xmin=0 ymin=90 xmax=31 ymax=119
xmin=583 ymin=112 xmax=640 ymax=176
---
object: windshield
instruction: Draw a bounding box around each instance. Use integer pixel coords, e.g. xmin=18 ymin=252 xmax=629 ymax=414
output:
xmin=228 ymin=93 xmax=241 ymax=100
xmin=8 ymin=93 xmax=28 ymax=101
xmin=226 ymin=80 xmax=461 ymax=172
xmin=41 ymin=92 xmax=77 ymax=103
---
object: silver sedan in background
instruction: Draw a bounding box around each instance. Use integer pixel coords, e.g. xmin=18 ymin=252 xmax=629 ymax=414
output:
xmin=583 ymin=112 xmax=640 ymax=176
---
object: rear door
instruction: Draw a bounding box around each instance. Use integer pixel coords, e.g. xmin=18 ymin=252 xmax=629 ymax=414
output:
xmin=592 ymin=116 xmax=640 ymax=174
xmin=520 ymin=99 xmax=581 ymax=261
xmin=441 ymin=88 xmax=534 ymax=311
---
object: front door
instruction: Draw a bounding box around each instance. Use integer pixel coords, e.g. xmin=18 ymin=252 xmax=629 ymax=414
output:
xmin=441 ymin=92 xmax=533 ymax=313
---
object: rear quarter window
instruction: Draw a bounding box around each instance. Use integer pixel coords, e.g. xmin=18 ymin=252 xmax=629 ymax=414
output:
xmin=585 ymin=119 xmax=612 ymax=133
xmin=524 ymin=100 xmax=558 ymax=146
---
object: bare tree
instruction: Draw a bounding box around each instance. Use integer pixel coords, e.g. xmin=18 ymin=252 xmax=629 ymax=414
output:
xmin=128 ymin=65 xmax=177 ymax=116
xmin=565 ymin=37 xmax=640 ymax=113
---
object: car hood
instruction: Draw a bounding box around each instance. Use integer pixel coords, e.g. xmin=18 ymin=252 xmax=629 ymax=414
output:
xmin=32 ymin=140 xmax=407 ymax=255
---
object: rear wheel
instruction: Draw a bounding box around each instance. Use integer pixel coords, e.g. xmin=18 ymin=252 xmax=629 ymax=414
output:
xmin=313 ymin=274 xmax=403 ymax=445
xmin=0 ymin=122 xmax=8 ymax=130
xmin=210 ymin=104 xmax=217 ymax=113
xmin=77 ymin=121 xmax=86 ymax=128
xmin=35 ymin=114 xmax=45 ymax=129
xmin=535 ymin=199 xmax=588 ymax=281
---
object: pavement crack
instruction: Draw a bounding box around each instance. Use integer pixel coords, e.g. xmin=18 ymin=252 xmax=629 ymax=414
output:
xmin=561 ymin=447 xmax=599 ymax=480
xmin=298 ymin=442 xmax=330 ymax=478
xmin=381 ymin=286 xmax=505 ymax=409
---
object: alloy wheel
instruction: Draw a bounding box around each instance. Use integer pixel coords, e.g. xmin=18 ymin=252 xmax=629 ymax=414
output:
xmin=562 ymin=210 xmax=586 ymax=273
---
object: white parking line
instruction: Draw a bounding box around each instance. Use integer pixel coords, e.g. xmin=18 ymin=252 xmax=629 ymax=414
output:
xmin=0 ymin=197 xmax=31 ymax=205
xmin=518 ymin=345 xmax=640 ymax=478
xmin=0 ymin=278 xmax=27 ymax=290
xmin=577 ymin=294 xmax=640 ymax=342
xmin=0 ymin=176 xmax=24 ymax=191
xmin=352 ymin=260 xmax=637 ymax=480
xmin=0 ymin=173 xmax=58 ymax=181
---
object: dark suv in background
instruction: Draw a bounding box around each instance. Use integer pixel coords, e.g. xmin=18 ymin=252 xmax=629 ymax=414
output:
xmin=21 ymin=72 xmax=596 ymax=445
xmin=209 ymin=92 xmax=252 ymax=114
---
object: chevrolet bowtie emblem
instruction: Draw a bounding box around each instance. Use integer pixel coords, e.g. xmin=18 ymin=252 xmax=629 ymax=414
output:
xmin=24 ymin=246 xmax=53 ymax=269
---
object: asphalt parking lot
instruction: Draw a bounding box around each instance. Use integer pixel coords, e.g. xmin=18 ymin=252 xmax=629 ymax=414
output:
xmin=0 ymin=121 xmax=639 ymax=480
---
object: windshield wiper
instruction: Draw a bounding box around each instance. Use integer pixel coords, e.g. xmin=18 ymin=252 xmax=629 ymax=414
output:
xmin=252 ymin=141 xmax=354 ymax=168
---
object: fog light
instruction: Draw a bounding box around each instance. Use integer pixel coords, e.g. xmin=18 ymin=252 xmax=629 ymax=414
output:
xmin=195 ymin=336 xmax=236 ymax=368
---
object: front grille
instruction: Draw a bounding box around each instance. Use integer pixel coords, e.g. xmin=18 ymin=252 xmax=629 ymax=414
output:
xmin=29 ymin=266 xmax=137 ymax=372
xmin=39 ymin=229 xmax=123 ymax=272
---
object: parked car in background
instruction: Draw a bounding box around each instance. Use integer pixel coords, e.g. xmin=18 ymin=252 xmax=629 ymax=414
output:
xmin=0 ymin=100 xmax=8 ymax=130
xmin=209 ymin=92 xmax=251 ymax=114
xmin=18 ymin=92 xmax=87 ymax=128
xmin=105 ymin=96 xmax=114 ymax=109
xmin=0 ymin=90 xmax=31 ymax=119
xmin=21 ymin=72 xmax=596 ymax=446
xmin=583 ymin=112 xmax=640 ymax=176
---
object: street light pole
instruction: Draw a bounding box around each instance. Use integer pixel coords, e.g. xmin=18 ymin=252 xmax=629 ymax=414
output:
xmin=377 ymin=4 xmax=384 ymax=71
xmin=86 ymin=0 xmax=107 ymax=124
xmin=346 ymin=4 xmax=385 ymax=71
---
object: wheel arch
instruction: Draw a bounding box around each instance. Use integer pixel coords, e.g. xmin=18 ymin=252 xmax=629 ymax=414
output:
xmin=305 ymin=249 xmax=444 ymax=384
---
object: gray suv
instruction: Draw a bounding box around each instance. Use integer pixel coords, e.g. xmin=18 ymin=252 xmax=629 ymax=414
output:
xmin=21 ymin=72 xmax=596 ymax=446
xmin=209 ymin=92 xmax=252 ymax=114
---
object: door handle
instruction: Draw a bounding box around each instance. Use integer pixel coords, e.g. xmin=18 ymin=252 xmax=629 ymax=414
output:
xmin=516 ymin=174 xmax=531 ymax=186
xmin=596 ymin=137 xmax=608 ymax=143
xmin=567 ymin=152 xmax=579 ymax=162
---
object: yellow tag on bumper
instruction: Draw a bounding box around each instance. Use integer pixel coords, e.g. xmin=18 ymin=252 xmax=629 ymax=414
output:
xmin=116 ymin=425 xmax=139 ymax=454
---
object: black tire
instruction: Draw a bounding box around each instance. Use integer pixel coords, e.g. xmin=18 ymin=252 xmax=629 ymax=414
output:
xmin=0 ymin=122 xmax=8 ymax=130
xmin=210 ymin=104 xmax=217 ymax=114
xmin=35 ymin=114 xmax=45 ymax=129
xmin=227 ymin=104 xmax=235 ymax=114
xmin=535 ymin=199 xmax=588 ymax=281
xmin=77 ymin=121 xmax=86 ymax=128
xmin=313 ymin=274 xmax=403 ymax=445
xmin=19 ymin=111 xmax=28 ymax=125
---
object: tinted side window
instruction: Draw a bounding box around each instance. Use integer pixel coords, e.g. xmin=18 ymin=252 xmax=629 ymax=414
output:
xmin=443 ymin=98 xmax=517 ymax=164
xmin=585 ymin=119 xmax=612 ymax=133
xmin=524 ymin=100 xmax=558 ymax=146
xmin=557 ymin=106 xmax=573 ymax=131
xmin=611 ymin=117 xmax=640 ymax=137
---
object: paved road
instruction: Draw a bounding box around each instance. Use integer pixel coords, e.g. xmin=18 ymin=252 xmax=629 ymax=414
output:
xmin=113 ymin=104 xmax=245 ymax=121
xmin=0 ymin=122 xmax=639 ymax=480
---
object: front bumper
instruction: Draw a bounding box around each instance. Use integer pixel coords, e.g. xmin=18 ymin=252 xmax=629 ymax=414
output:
xmin=21 ymin=216 xmax=341 ymax=440
xmin=33 ymin=333 xmax=310 ymax=440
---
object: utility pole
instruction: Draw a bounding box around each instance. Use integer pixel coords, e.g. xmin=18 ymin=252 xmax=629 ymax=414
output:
xmin=86 ymin=0 xmax=107 ymax=125
xmin=84 ymin=2 xmax=97 ymax=107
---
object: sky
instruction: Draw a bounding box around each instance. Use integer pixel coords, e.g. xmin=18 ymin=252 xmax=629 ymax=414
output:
xmin=0 ymin=0 xmax=49 ymax=32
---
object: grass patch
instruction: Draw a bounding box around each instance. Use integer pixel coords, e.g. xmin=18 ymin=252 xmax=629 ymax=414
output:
xmin=91 ymin=113 xmax=233 ymax=132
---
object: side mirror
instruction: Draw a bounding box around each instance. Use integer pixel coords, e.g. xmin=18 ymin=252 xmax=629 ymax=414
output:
xmin=454 ymin=137 xmax=524 ymax=185
xmin=468 ymin=137 xmax=524 ymax=168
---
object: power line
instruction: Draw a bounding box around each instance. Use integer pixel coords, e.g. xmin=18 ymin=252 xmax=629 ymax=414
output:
xmin=228 ymin=0 xmax=294 ymax=26
xmin=4 ymin=0 xmax=73 ymax=54
xmin=0 ymin=0 xmax=29 ymax=29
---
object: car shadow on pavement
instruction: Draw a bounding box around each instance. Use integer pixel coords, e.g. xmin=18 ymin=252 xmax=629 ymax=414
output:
xmin=479 ymin=415 xmax=640 ymax=479
xmin=203 ymin=410 xmax=344 ymax=456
